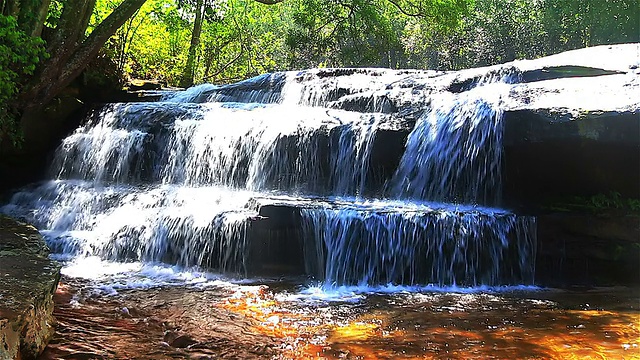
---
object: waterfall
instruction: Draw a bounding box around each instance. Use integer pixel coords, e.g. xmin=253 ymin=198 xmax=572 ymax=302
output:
xmin=4 ymin=181 xmax=256 ymax=274
xmin=300 ymin=203 xmax=535 ymax=287
xmin=1 ymin=68 xmax=536 ymax=288
xmin=390 ymin=84 xmax=509 ymax=205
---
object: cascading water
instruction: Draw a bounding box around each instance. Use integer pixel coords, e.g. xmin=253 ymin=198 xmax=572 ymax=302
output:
xmin=1 ymin=68 xmax=536 ymax=288
xmin=389 ymin=89 xmax=506 ymax=205
xmin=300 ymin=202 xmax=535 ymax=287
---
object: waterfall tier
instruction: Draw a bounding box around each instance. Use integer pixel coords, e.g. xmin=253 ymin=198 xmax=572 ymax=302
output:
xmin=2 ymin=67 xmax=538 ymax=287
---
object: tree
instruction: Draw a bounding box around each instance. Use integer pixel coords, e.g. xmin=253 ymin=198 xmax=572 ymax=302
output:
xmin=17 ymin=0 xmax=148 ymax=111
xmin=0 ymin=0 xmax=291 ymax=146
xmin=180 ymin=0 xmax=229 ymax=87
xmin=0 ymin=0 xmax=148 ymax=148
xmin=285 ymin=0 xmax=471 ymax=68
xmin=0 ymin=15 xmax=46 ymax=144
xmin=180 ymin=0 xmax=206 ymax=87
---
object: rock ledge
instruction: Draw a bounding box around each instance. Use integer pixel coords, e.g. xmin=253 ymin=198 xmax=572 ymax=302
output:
xmin=0 ymin=216 xmax=60 ymax=360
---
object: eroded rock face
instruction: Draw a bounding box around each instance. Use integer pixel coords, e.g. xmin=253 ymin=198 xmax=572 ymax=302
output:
xmin=503 ymin=110 xmax=640 ymax=210
xmin=0 ymin=216 xmax=60 ymax=360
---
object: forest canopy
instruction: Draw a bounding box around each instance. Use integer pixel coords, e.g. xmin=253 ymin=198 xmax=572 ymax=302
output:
xmin=0 ymin=0 xmax=638 ymax=145
xmin=89 ymin=0 xmax=638 ymax=86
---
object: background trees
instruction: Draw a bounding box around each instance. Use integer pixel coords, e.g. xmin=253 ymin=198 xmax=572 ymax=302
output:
xmin=0 ymin=15 xmax=47 ymax=143
xmin=0 ymin=0 xmax=638 ymax=146
xmin=107 ymin=0 xmax=637 ymax=86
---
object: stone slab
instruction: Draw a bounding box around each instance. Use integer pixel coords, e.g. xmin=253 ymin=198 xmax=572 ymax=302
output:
xmin=0 ymin=216 xmax=60 ymax=360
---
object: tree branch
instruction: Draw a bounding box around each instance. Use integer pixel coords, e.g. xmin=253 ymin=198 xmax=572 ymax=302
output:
xmin=252 ymin=0 xmax=283 ymax=4
xmin=23 ymin=0 xmax=147 ymax=108
xmin=29 ymin=0 xmax=52 ymax=37
xmin=385 ymin=0 xmax=423 ymax=17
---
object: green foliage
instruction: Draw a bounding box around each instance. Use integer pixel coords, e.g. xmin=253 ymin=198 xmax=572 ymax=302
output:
xmin=588 ymin=192 xmax=640 ymax=213
xmin=546 ymin=192 xmax=640 ymax=214
xmin=44 ymin=0 xmax=65 ymax=28
xmin=199 ymin=0 xmax=290 ymax=81
xmin=83 ymin=0 xmax=639 ymax=86
xmin=287 ymin=0 xmax=390 ymax=67
xmin=422 ymin=0 xmax=639 ymax=70
xmin=544 ymin=0 xmax=639 ymax=53
xmin=0 ymin=15 xmax=47 ymax=145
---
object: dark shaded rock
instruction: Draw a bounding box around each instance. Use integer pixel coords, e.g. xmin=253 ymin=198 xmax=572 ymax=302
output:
xmin=315 ymin=68 xmax=386 ymax=78
xmin=536 ymin=213 xmax=640 ymax=286
xmin=503 ymin=109 xmax=640 ymax=145
xmin=332 ymin=93 xmax=398 ymax=113
xmin=520 ymin=66 xmax=625 ymax=83
xmin=170 ymin=334 xmax=198 ymax=348
xmin=367 ymin=128 xmax=411 ymax=195
xmin=0 ymin=216 xmax=61 ymax=359
xmin=503 ymin=110 xmax=640 ymax=210
xmin=245 ymin=205 xmax=305 ymax=276
xmin=106 ymin=90 xmax=170 ymax=103
xmin=0 ymin=95 xmax=85 ymax=195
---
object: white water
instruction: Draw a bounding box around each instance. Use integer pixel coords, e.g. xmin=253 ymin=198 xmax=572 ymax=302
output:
xmin=299 ymin=198 xmax=535 ymax=287
xmin=390 ymin=85 xmax=508 ymax=204
xmin=2 ymin=68 xmax=536 ymax=292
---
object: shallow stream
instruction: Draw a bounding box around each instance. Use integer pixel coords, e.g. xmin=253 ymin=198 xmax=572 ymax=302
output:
xmin=40 ymin=261 xmax=640 ymax=359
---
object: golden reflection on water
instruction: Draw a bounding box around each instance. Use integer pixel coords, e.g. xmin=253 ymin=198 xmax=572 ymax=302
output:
xmin=220 ymin=288 xmax=640 ymax=359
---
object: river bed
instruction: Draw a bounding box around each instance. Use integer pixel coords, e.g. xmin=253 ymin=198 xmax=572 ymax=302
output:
xmin=39 ymin=266 xmax=639 ymax=359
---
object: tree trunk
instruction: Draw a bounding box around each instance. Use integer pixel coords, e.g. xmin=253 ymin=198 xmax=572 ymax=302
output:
xmin=19 ymin=0 xmax=147 ymax=112
xmin=28 ymin=0 xmax=51 ymax=37
xmin=180 ymin=0 xmax=205 ymax=88
xmin=2 ymin=0 xmax=19 ymax=17
xmin=10 ymin=0 xmax=52 ymax=36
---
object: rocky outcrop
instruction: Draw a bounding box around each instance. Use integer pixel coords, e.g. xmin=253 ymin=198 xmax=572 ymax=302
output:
xmin=0 ymin=216 xmax=60 ymax=360
xmin=536 ymin=212 xmax=640 ymax=286
xmin=500 ymin=46 xmax=640 ymax=209
xmin=226 ymin=44 xmax=640 ymax=285
xmin=503 ymin=109 xmax=639 ymax=209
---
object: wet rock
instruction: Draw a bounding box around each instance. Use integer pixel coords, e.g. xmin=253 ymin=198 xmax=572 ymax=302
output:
xmin=246 ymin=205 xmax=305 ymax=276
xmin=503 ymin=109 xmax=640 ymax=208
xmin=0 ymin=216 xmax=60 ymax=360
xmin=108 ymin=90 xmax=169 ymax=102
xmin=519 ymin=66 xmax=625 ymax=83
xmin=163 ymin=330 xmax=198 ymax=348
xmin=536 ymin=213 xmax=640 ymax=286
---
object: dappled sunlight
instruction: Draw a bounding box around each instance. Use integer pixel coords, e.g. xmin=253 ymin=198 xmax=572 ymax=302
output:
xmin=219 ymin=286 xmax=640 ymax=359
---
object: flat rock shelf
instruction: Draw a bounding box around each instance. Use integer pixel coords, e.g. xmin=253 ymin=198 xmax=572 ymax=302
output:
xmin=0 ymin=216 xmax=60 ymax=360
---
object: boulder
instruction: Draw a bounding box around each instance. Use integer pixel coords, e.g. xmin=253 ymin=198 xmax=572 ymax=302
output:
xmin=500 ymin=47 xmax=639 ymax=208
xmin=0 ymin=216 xmax=60 ymax=360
